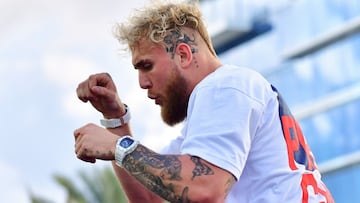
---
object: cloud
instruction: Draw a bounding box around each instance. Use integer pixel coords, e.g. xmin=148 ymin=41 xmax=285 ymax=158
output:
xmin=63 ymin=90 xmax=99 ymax=121
xmin=41 ymin=53 xmax=102 ymax=121
xmin=42 ymin=54 xmax=98 ymax=89
xmin=0 ymin=162 xmax=30 ymax=203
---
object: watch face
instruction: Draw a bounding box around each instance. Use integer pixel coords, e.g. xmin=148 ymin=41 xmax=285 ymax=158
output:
xmin=120 ymin=137 xmax=134 ymax=148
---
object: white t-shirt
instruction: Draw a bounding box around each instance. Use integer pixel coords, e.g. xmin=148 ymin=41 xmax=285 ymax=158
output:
xmin=161 ymin=65 xmax=333 ymax=202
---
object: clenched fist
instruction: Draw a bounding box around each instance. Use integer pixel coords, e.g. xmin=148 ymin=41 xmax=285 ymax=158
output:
xmin=76 ymin=73 xmax=126 ymax=118
xmin=74 ymin=123 xmax=119 ymax=163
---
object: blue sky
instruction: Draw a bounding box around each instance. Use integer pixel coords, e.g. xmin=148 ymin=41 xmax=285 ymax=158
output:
xmin=0 ymin=0 xmax=183 ymax=202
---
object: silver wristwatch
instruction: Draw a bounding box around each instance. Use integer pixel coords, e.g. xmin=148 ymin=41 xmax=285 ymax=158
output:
xmin=114 ymin=135 xmax=139 ymax=168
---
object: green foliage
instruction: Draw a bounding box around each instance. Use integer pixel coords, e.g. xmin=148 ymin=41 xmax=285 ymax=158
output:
xmin=53 ymin=166 xmax=127 ymax=203
xmin=30 ymin=194 xmax=54 ymax=203
xmin=30 ymin=165 xmax=170 ymax=203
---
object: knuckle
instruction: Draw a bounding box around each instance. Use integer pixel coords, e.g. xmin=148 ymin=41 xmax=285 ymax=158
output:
xmin=104 ymin=72 xmax=112 ymax=79
xmin=85 ymin=123 xmax=95 ymax=128
xmin=89 ymin=73 xmax=97 ymax=79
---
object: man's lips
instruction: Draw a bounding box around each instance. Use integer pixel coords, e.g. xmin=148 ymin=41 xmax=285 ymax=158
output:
xmin=148 ymin=95 xmax=162 ymax=105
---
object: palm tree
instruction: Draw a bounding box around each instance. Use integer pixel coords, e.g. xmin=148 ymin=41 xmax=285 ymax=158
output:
xmin=53 ymin=166 xmax=127 ymax=203
xmin=30 ymin=192 xmax=54 ymax=203
xmin=30 ymin=166 xmax=169 ymax=203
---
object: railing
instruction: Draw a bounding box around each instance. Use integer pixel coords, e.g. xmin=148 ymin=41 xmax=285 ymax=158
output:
xmin=318 ymin=150 xmax=360 ymax=175
xmin=292 ymin=82 xmax=360 ymax=120
xmin=282 ymin=16 xmax=360 ymax=60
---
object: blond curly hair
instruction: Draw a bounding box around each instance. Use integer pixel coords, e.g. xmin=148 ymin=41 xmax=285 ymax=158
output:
xmin=114 ymin=0 xmax=216 ymax=56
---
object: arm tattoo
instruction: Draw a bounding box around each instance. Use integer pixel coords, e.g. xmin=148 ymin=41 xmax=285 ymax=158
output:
xmin=122 ymin=145 xmax=195 ymax=202
xmin=190 ymin=156 xmax=214 ymax=180
xmin=164 ymin=30 xmax=198 ymax=59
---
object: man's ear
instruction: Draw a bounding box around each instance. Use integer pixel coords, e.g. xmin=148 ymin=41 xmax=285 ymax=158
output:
xmin=176 ymin=43 xmax=193 ymax=68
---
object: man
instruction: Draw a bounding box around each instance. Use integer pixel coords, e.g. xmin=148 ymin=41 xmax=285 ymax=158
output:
xmin=74 ymin=1 xmax=334 ymax=202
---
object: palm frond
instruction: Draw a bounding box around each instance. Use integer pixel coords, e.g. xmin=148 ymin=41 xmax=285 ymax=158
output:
xmin=53 ymin=174 xmax=87 ymax=203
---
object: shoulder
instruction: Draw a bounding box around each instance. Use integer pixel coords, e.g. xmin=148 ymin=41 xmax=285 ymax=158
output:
xmin=198 ymin=65 xmax=267 ymax=88
xmin=193 ymin=65 xmax=273 ymax=105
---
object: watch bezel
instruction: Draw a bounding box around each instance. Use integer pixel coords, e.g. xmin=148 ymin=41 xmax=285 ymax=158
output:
xmin=115 ymin=136 xmax=139 ymax=168
xmin=120 ymin=137 xmax=135 ymax=148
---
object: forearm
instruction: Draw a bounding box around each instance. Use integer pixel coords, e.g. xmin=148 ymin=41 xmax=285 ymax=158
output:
xmin=111 ymin=161 xmax=164 ymax=202
xmin=121 ymin=144 xmax=231 ymax=203
xmin=107 ymin=125 xmax=163 ymax=202
xmin=122 ymin=145 xmax=186 ymax=201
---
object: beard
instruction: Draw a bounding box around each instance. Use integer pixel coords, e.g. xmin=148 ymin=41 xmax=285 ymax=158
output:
xmin=161 ymin=68 xmax=189 ymax=126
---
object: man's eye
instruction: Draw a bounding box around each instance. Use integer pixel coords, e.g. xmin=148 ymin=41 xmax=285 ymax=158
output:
xmin=142 ymin=64 xmax=153 ymax=71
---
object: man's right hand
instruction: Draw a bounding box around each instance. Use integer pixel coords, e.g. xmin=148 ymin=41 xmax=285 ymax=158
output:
xmin=76 ymin=73 xmax=126 ymax=118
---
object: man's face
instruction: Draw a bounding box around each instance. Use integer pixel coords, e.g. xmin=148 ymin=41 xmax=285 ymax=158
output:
xmin=132 ymin=40 xmax=189 ymax=126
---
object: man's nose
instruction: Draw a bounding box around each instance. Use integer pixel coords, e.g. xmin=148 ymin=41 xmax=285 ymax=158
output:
xmin=138 ymin=72 xmax=152 ymax=89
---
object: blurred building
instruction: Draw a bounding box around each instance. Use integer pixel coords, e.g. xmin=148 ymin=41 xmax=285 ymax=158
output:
xmin=200 ymin=0 xmax=360 ymax=202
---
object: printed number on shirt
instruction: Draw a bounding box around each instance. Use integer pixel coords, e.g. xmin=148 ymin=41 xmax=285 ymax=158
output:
xmin=272 ymin=85 xmax=334 ymax=203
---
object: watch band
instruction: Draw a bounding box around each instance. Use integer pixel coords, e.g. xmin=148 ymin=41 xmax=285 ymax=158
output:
xmin=114 ymin=135 xmax=139 ymax=168
xmin=100 ymin=104 xmax=131 ymax=128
